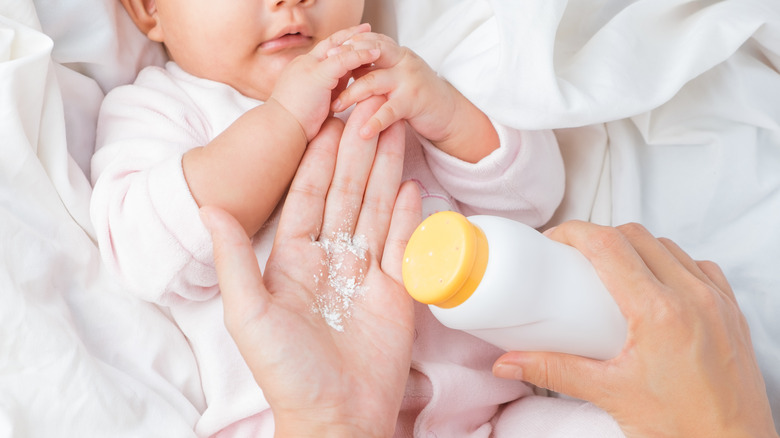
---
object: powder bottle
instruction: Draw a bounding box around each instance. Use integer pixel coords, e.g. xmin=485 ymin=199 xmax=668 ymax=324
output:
xmin=402 ymin=211 xmax=626 ymax=360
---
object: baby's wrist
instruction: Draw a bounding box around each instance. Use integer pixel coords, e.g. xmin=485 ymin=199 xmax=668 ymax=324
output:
xmin=423 ymin=83 xmax=498 ymax=163
xmin=265 ymin=96 xmax=310 ymax=144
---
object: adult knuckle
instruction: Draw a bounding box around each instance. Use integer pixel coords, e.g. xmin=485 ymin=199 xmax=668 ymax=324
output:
xmin=587 ymin=226 xmax=626 ymax=255
xmin=649 ymin=299 xmax=675 ymax=325
xmin=647 ymin=291 xmax=686 ymax=325
xmin=696 ymin=259 xmax=723 ymax=276
xmin=692 ymin=283 xmax=722 ymax=313
xmin=616 ymin=222 xmax=649 ymax=239
xmin=290 ymin=177 xmax=327 ymax=200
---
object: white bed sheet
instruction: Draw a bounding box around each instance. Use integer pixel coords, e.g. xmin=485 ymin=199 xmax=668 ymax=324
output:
xmin=1 ymin=0 xmax=778 ymax=435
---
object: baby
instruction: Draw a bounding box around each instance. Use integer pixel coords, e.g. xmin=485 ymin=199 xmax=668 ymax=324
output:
xmin=91 ymin=0 xmax=564 ymax=436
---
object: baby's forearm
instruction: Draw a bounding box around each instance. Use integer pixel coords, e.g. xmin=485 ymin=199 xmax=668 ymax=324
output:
xmin=183 ymin=99 xmax=307 ymax=236
xmin=431 ymin=86 xmax=499 ymax=164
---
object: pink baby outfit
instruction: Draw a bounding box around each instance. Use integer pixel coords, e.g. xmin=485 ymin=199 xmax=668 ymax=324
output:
xmin=91 ymin=61 xmax=616 ymax=437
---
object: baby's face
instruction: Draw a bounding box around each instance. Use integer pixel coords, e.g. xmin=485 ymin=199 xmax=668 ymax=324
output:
xmin=152 ymin=0 xmax=365 ymax=100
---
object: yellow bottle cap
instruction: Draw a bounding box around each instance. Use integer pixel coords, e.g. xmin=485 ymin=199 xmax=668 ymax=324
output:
xmin=402 ymin=211 xmax=488 ymax=309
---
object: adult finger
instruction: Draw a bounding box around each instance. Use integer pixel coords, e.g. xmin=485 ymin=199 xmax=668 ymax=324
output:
xmin=276 ymin=117 xmax=344 ymax=241
xmin=657 ymin=238 xmax=737 ymax=304
xmin=696 ymin=259 xmax=738 ymax=303
xmin=380 ymin=180 xmax=421 ymax=283
xmin=353 ymin=120 xmax=405 ymax=257
xmin=657 ymin=237 xmax=722 ymax=291
xmin=614 ymin=223 xmax=701 ymax=292
xmin=543 ymin=220 xmax=657 ymax=316
xmin=200 ymin=205 xmax=269 ymax=336
xmin=320 ymin=96 xmax=384 ymax=237
xmin=493 ymin=350 xmax=610 ymax=403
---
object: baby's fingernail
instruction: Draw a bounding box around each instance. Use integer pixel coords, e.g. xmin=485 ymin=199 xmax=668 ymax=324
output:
xmin=542 ymin=226 xmax=558 ymax=237
xmin=331 ymin=99 xmax=342 ymax=111
xmin=359 ymin=125 xmax=374 ymax=139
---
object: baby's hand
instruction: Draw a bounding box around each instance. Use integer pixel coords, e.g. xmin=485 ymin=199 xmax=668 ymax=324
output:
xmin=330 ymin=33 xmax=462 ymax=144
xmin=269 ymin=24 xmax=380 ymax=141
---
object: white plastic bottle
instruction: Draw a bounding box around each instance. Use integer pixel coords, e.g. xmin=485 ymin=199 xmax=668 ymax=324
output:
xmin=402 ymin=211 xmax=627 ymax=360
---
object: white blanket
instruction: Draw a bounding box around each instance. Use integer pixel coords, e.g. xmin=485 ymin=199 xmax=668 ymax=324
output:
xmin=1 ymin=0 xmax=778 ymax=435
xmin=394 ymin=0 xmax=780 ymax=424
xmin=1 ymin=2 xmax=198 ymax=437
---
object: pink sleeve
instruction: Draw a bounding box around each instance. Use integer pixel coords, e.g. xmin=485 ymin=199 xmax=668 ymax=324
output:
xmin=90 ymin=73 xmax=219 ymax=305
xmin=493 ymin=396 xmax=623 ymax=437
xmin=421 ymin=121 xmax=564 ymax=228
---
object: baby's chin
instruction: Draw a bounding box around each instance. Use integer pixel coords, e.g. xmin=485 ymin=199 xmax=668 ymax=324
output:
xmin=233 ymin=81 xmax=273 ymax=102
xmin=223 ymin=71 xmax=282 ymax=102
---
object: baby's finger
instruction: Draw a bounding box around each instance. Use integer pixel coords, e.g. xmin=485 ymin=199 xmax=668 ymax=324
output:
xmin=276 ymin=118 xmax=344 ymax=241
xmin=310 ymin=23 xmax=371 ymax=59
xmin=320 ymin=96 xmax=384 ymax=238
xmin=347 ymin=32 xmax=405 ymax=68
xmin=318 ymin=47 xmax=380 ymax=87
xmin=354 ymin=120 xmax=406 ymax=258
xmin=332 ymin=69 xmax=395 ymax=113
xmin=360 ymin=100 xmax=409 ymax=139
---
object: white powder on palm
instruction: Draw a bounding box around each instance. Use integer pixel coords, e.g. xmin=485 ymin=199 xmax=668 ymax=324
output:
xmin=312 ymin=231 xmax=369 ymax=332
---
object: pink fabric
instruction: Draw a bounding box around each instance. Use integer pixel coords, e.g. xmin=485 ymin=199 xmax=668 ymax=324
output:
xmin=89 ymin=62 xmax=615 ymax=437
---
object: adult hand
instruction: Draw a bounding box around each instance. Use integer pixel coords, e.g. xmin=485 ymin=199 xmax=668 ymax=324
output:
xmin=201 ymin=96 xmax=421 ymax=437
xmin=493 ymin=221 xmax=778 ymax=437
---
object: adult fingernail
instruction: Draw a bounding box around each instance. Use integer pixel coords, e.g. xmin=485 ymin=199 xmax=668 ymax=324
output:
xmin=493 ymin=363 xmax=524 ymax=381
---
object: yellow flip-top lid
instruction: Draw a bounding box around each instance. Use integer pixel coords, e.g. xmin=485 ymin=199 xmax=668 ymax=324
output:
xmin=402 ymin=211 xmax=488 ymax=309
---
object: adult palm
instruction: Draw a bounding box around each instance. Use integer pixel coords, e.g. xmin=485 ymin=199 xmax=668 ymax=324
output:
xmin=203 ymin=97 xmax=421 ymax=437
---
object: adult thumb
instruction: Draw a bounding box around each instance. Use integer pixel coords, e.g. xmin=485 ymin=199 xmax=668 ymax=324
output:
xmin=200 ymin=205 xmax=269 ymax=335
xmin=493 ymin=351 xmax=607 ymax=402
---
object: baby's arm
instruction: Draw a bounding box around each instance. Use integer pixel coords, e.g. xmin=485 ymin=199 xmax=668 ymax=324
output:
xmin=332 ymin=32 xmax=498 ymax=164
xmin=423 ymin=124 xmax=564 ymax=228
xmin=183 ymin=24 xmax=380 ymax=236
xmin=333 ymin=33 xmax=564 ymax=225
